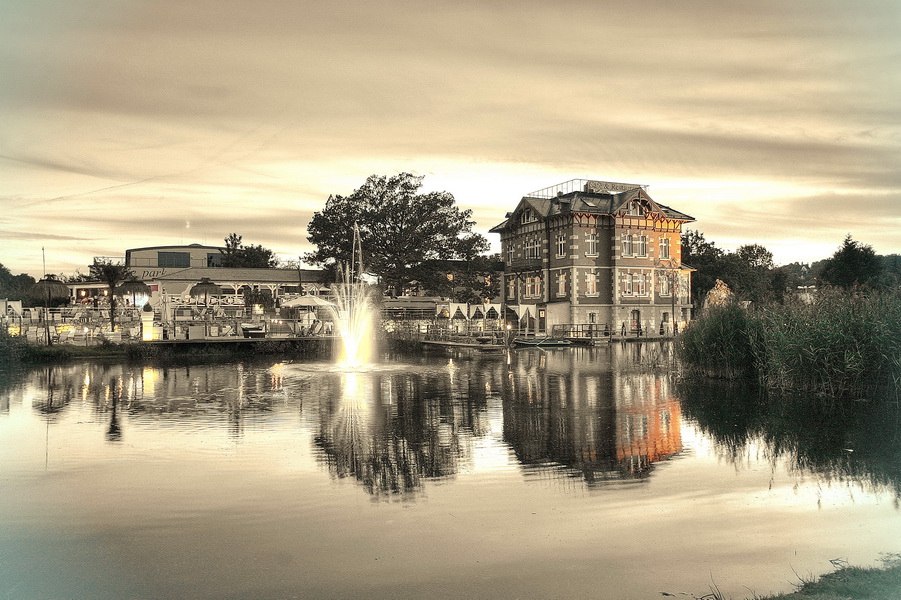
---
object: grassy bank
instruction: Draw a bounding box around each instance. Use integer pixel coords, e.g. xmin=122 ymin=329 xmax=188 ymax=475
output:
xmin=678 ymin=290 xmax=901 ymax=401
xmin=753 ymin=555 xmax=901 ymax=599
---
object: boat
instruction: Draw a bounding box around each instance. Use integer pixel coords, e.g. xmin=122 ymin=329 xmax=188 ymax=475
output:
xmin=513 ymin=337 xmax=573 ymax=347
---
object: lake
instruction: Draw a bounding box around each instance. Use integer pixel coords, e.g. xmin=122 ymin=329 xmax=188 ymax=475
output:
xmin=1 ymin=343 xmax=899 ymax=599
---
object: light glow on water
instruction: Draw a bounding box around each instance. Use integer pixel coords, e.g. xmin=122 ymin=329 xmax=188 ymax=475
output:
xmin=1 ymin=348 xmax=900 ymax=600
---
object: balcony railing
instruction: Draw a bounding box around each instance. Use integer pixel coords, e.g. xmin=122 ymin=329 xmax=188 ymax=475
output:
xmin=507 ymin=257 xmax=543 ymax=271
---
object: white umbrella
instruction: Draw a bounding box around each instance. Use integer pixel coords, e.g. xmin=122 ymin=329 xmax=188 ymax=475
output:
xmin=281 ymin=295 xmax=335 ymax=308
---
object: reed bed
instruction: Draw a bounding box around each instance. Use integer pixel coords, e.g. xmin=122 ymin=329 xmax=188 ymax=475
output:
xmin=678 ymin=289 xmax=901 ymax=402
xmin=677 ymin=303 xmax=760 ymax=380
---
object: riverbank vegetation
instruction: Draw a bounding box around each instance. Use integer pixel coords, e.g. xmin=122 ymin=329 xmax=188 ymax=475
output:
xmin=761 ymin=559 xmax=901 ymax=599
xmin=678 ymin=289 xmax=901 ymax=402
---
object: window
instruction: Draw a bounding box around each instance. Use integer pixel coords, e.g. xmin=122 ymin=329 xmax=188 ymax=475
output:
xmin=622 ymin=234 xmax=633 ymax=257
xmin=635 ymin=273 xmax=647 ymax=296
xmin=557 ymin=272 xmax=566 ymax=296
xmin=586 ymin=232 xmax=598 ymax=256
xmin=526 ymin=239 xmax=541 ymax=259
xmin=628 ymin=202 xmax=643 ymax=216
xmin=556 ymin=234 xmax=566 ymax=258
xmin=526 ymin=276 xmax=542 ymax=297
xmin=586 ymin=272 xmax=598 ymax=296
xmin=623 ymin=273 xmax=633 ymax=296
xmin=660 ymin=237 xmax=670 ymax=260
xmin=507 ymin=278 xmax=516 ymax=299
xmin=520 ymin=209 xmax=537 ymax=224
xmin=588 ymin=312 xmax=597 ymax=324
xmin=660 ymin=273 xmax=671 ymax=296
xmin=506 ymin=246 xmax=514 ymax=265
xmin=158 ymin=252 xmax=190 ymax=268
xmin=636 ymin=236 xmax=648 ymax=257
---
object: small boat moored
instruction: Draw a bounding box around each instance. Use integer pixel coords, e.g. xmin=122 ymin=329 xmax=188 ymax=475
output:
xmin=513 ymin=337 xmax=573 ymax=347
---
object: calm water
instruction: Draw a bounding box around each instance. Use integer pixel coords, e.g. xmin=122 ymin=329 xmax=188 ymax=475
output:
xmin=1 ymin=344 xmax=899 ymax=600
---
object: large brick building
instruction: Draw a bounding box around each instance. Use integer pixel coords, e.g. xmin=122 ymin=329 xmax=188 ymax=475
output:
xmin=490 ymin=179 xmax=694 ymax=337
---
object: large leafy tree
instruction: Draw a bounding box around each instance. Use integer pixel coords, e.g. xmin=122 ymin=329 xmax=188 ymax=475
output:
xmin=411 ymin=254 xmax=503 ymax=303
xmin=0 ymin=263 xmax=36 ymax=303
xmin=219 ymin=233 xmax=280 ymax=268
xmin=681 ymin=232 xmax=783 ymax=304
xmin=89 ymin=260 xmax=133 ymax=332
xmin=720 ymin=244 xmax=778 ymax=304
xmin=681 ymin=230 xmax=725 ymax=305
xmin=305 ymin=173 xmax=489 ymax=291
xmin=818 ymin=235 xmax=882 ymax=289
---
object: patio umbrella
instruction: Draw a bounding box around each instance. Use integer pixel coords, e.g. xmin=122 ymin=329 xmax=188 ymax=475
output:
xmin=115 ymin=277 xmax=152 ymax=307
xmin=280 ymin=295 xmax=335 ymax=308
xmin=189 ymin=278 xmax=221 ymax=306
xmin=30 ymin=276 xmax=69 ymax=346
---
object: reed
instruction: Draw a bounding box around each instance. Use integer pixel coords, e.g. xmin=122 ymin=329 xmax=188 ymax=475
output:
xmin=677 ymin=303 xmax=761 ymax=379
xmin=678 ymin=289 xmax=901 ymax=402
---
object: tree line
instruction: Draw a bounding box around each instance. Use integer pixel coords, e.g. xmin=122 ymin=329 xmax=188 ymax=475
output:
xmin=682 ymin=230 xmax=899 ymax=305
xmin=2 ymin=172 xmax=898 ymax=309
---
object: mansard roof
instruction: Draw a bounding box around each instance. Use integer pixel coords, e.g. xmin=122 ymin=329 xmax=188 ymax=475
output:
xmin=489 ymin=184 xmax=694 ymax=232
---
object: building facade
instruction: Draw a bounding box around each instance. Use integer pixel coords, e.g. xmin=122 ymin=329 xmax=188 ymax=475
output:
xmin=490 ymin=179 xmax=694 ymax=336
xmin=70 ymin=244 xmax=327 ymax=306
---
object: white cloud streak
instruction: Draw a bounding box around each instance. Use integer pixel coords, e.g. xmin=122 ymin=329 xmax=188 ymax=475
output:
xmin=1 ymin=0 xmax=899 ymax=273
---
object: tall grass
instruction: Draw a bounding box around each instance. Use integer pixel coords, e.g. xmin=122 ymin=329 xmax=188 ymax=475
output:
xmin=678 ymin=289 xmax=901 ymax=401
xmin=677 ymin=303 xmax=761 ymax=379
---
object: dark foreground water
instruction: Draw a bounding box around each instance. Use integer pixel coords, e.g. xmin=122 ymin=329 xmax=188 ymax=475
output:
xmin=1 ymin=344 xmax=899 ymax=600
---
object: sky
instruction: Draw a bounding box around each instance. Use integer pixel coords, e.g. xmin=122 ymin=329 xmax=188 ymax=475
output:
xmin=2 ymin=0 xmax=900 ymax=277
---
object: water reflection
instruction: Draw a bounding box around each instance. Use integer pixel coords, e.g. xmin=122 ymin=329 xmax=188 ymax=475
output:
xmin=3 ymin=344 xmax=899 ymax=501
xmin=502 ymin=346 xmax=682 ymax=485
xmin=314 ymin=366 xmax=489 ymax=499
xmin=678 ymin=379 xmax=901 ymax=502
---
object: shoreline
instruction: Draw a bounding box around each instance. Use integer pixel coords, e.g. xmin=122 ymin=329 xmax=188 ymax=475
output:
xmin=745 ymin=557 xmax=901 ymax=599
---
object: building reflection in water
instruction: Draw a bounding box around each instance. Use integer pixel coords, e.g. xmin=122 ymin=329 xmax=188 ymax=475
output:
xmin=7 ymin=345 xmax=685 ymax=496
xmin=502 ymin=345 xmax=682 ymax=486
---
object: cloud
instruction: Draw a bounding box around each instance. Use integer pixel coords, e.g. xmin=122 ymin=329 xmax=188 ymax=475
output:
xmin=1 ymin=0 xmax=899 ymax=274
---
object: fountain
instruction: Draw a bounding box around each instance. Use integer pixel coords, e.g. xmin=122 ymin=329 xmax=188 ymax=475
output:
xmin=329 ymin=224 xmax=377 ymax=367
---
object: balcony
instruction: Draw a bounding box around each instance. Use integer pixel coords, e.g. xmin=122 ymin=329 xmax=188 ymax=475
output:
xmin=507 ymin=257 xmax=544 ymax=271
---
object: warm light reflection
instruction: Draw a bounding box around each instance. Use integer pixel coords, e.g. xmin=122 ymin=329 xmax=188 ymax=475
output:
xmin=142 ymin=367 xmax=157 ymax=394
xmin=269 ymin=362 xmax=284 ymax=389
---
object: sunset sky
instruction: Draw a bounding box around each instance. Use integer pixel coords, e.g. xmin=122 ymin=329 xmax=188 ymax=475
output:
xmin=2 ymin=0 xmax=899 ymax=276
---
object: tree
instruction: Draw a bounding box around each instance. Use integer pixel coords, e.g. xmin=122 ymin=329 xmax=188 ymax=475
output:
xmin=818 ymin=235 xmax=882 ymax=290
xmin=878 ymin=254 xmax=901 ymax=287
xmin=306 ymin=173 xmax=489 ymax=292
xmin=411 ymin=255 xmax=503 ymax=303
xmin=681 ymin=232 xmax=780 ymax=304
xmin=89 ymin=260 xmax=133 ymax=332
xmin=735 ymin=244 xmax=774 ymax=270
xmin=0 ymin=263 xmax=36 ymax=303
xmin=219 ymin=233 xmax=280 ymax=268
xmin=720 ymin=244 xmax=777 ymax=304
xmin=681 ymin=230 xmax=725 ymax=305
